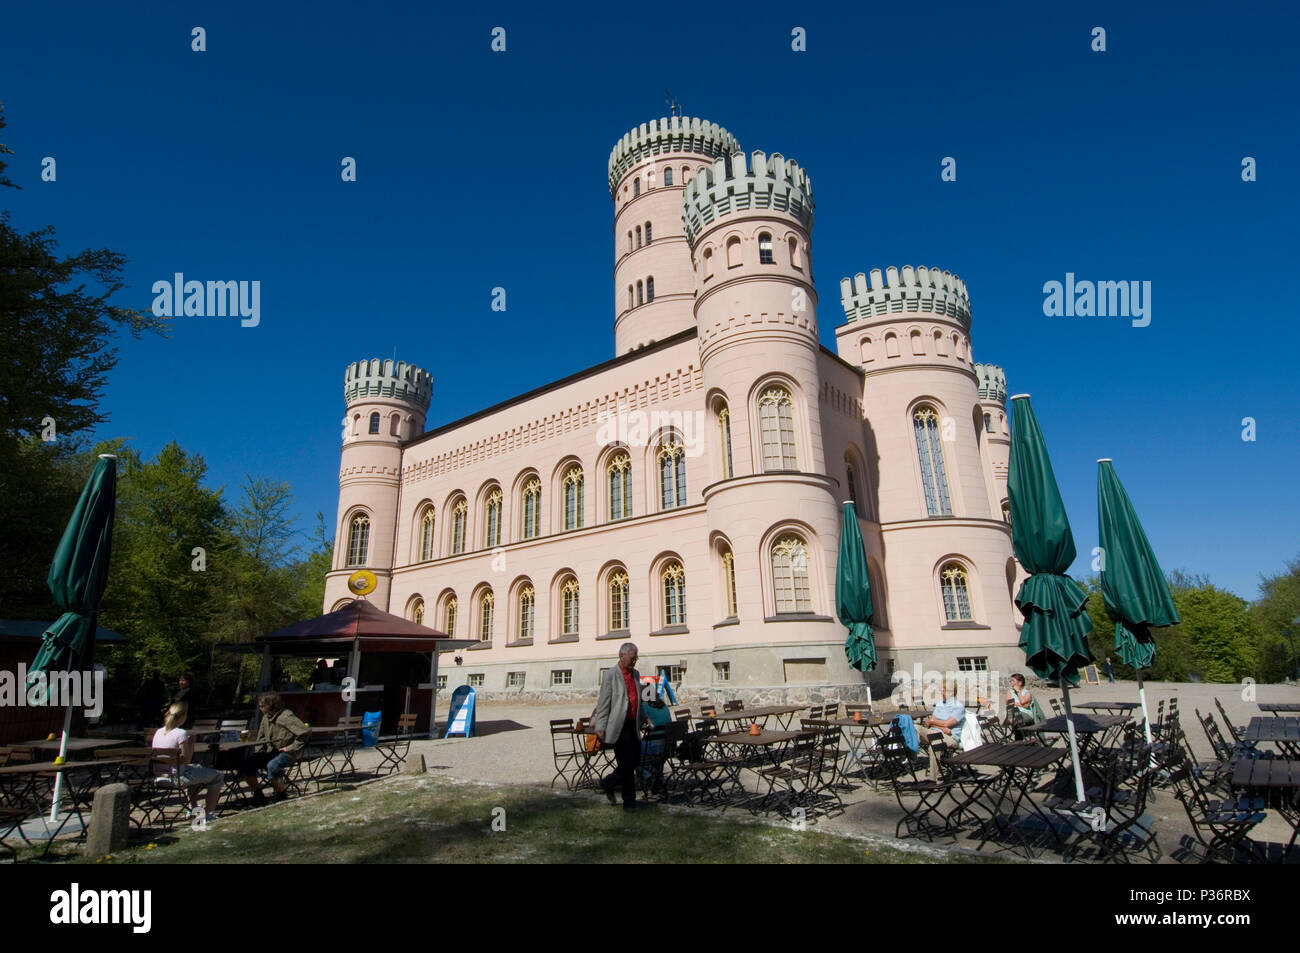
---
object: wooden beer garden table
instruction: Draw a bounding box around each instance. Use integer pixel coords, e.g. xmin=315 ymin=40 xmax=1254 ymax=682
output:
xmin=1073 ymin=701 xmax=1141 ymax=715
xmin=948 ymin=743 xmax=1069 ymax=858
xmin=712 ymin=705 xmax=806 ymax=731
xmin=1231 ymin=758 xmax=1300 ymax=862
xmin=0 ymin=757 xmax=135 ymax=853
xmin=16 ymin=737 xmax=133 ymax=761
xmin=1242 ymin=717 xmax=1300 ymax=758
xmin=1257 ymin=702 xmax=1300 ymax=715
xmin=706 ymin=729 xmax=811 ymax=810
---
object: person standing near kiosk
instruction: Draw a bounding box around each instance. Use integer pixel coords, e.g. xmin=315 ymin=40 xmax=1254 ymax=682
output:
xmin=592 ymin=642 xmax=650 ymax=812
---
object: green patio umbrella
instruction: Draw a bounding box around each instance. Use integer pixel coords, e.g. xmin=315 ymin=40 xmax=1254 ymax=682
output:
xmin=1008 ymin=396 xmax=1093 ymax=803
xmin=836 ymin=501 xmax=876 ymax=691
xmin=29 ymin=454 xmax=117 ymax=820
xmin=1097 ymin=458 xmax=1179 ymax=744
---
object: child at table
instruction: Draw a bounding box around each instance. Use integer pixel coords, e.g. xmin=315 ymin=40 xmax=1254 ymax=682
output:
xmin=153 ymin=702 xmax=224 ymax=823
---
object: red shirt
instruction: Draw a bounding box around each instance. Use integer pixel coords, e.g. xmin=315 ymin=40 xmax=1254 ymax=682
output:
xmin=621 ymin=665 xmax=638 ymax=723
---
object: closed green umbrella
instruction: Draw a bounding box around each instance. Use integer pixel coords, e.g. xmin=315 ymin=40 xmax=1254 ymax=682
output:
xmin=30 ymin=453 xmax=117 ymax=820
xmin=1008 ymin=396 xmax=1093 ymax=803
xmin=1097 ymin=458 xmax=1179 ymax=744
xmin=836 ymin=501 xmax=876 ymax=684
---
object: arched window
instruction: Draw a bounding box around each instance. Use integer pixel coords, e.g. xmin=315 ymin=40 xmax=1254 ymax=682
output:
xmin=789 ymin=236 xmax=801 ymax=269
xmin=478 ymin=590 xmax=495 ymax=641
xmin=389 ymin=413 xmax=401 ymax=437
xmin=411 ymin=598 xmax=425 ymax=625
xmin=663 ymin=167 xmax=673 ymax=186
xmin=845 ymin=462 xmax=858 ymax=502
xmin=519 ymin=586 xmax=535 ymax=640
xmin=563 ymin=466 xmax=584 ymax=530
xmin=484 ymin=488 xmax=502 ymax=547
xmin=941 ymin=563 xmax=973 ymax=622
xmin=562 ymin=578 xmax=580 ymax=636
xmin=913 ymin=407 xmax=953 ymax=516
xmin=646 ymin=276 xmax=654 ymax=302
xmin=758 ymin=386 xmax=797 ymax=471
xmin=635 ymin=225 xmax=642 ymax=248
xmin=702 ymin=247 xmax=714 ymax=280
xmin=984 ymin=413 xmax=993 ymax=433
xmin=346 ymin=514 xmax=370 ymax=566
xmin=522 ymin=478 xmax=541 ymax=539
xmin=608 ymin=453 xmax=631 ymax=520
xmin=772 ymin=535 xmax=812 ymax=613
xmin=721 ymin=546 xmax=738 ymax=619
xmin=628 ymin=285 xmax=633 ymax=310
xmin=885 ymin=333 xmax=900 ymax=358
xmin=658 ymin=440 xmax=687 ymax=509
xmin=1001 ymin=501 xmax=1012 ymax=525
xmin=444 ymin=596 xmax=458 ymax=635
xmin=368 ymin=412 xmax=380 ymax=435
xmin=910 ymin=330 xmax=925 ymax=356
xmin=637 ymin=281 xmax=644 ymax=306
xmin=609 ymin=571 xmax=629 ymax=630
xmin=759 ymin=232 xmax=773 ymax=264
xmin=627 ymin=231 xmax=633 ymax=254
xmin=451 ymin=499 xmax=467 ymax=554
xmin=662 ymin=562 xmax=686 ymax=626
xmin=717 ymin=406 xmax=734 ymax=479
xmin=934 ymin=330 xmax=948 ymax=356
xmin=633 ymin=178 xmax=640 ymax=197
xmin=680 ymin=165 xmax=689 ymax=181
xmin=419 ymin=507 xmax=436 ymax=561
xmin=644 ymin=221 xmax=652 ymax=244
xmin=726 ymin=236 xmax=742 ymax=268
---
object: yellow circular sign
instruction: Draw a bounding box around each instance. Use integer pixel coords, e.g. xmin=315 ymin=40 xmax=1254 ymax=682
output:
xmin=347 ymin=570 xmax=377 ymax=596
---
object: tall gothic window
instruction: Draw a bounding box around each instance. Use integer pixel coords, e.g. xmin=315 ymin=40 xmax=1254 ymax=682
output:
xmin=721 ymin=546 xmax=738 ymax=619
xmin=451 ymin=499 xmax=467 ymax=554
xmin=644 ymin=221 xmax=652 ymax=244
xmin=444 ymin=596 xmax=457 ymax=635
xmin=845 ymin=462 xmax=858 ymax=503
xmin=608 ymin=453 xmax=631 ymax=520
xmin=637 ymin=281 xmax=644 ymax=306
xmin=717 ymin=406 xmax=734 ymax=479
xmin=522 ymin=478 xmax=541 ymax=539
xmin=368 ymin=412 xmax=380 ymax=435
xmin=658 ymin=441 xmax=687 ymax=509
xmin=419 ymin=508 xmax=435 ymax=561
xmin=772 ymin=535 xmax=812 ymax=614
xmin=562 ymin=578 xmax=580 ymax=636
xmin=635 ymin=225 xmax=642 ymax=248
xmin=479 ymin=590 xmax=495 ymax=641
xmin=913 ymin=407 xmax=953 ymax=516
xmin=758 ymin=387 xmax=797 ymax=471
xmin=609 ymin=571 xmax=629 ymax=630
xmin=759 ymin=232 xmax=774 ymax=264
xmin=646 ymin=276 xmax=654 ymax=301
xmin=563 ymin=466 xmax=584 ymax=530
xmin=519 ymin=586 xmax=535 ymax=641
xmin=941 ymin=563 xmax=973 ymax=622
xmin=484 ymin=489 xmax=502 ymax=547
xmin=346 ymin=514 xmax=369 ymax=566
xmin=411 ymin=598 xmax=425 ymax=625
xmin=662 ymin=562 xmax=686 ymax=626
xmin=633 ymin=178 xmax=640 ymax=197
xmin=663 ymin=167 xmax=673 ymax=186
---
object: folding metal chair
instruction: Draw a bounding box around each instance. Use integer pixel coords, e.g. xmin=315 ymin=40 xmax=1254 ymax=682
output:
xmin=374 ymin=713 xmax=418 ymax=775
xmin=549 ymin=719 xmax=582 ymax=789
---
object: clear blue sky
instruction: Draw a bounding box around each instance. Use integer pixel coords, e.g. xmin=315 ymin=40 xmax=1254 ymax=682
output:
xmin=3 ymin=2 xmax=1297 ymax=600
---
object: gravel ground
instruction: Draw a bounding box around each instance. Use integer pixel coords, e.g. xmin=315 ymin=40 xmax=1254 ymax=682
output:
xmin=335 ymin=679 xmax=1300 ymax=862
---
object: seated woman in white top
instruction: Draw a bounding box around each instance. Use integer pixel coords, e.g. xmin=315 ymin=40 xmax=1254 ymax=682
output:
xmin=153 ymin=702 xmax=224 ymax=823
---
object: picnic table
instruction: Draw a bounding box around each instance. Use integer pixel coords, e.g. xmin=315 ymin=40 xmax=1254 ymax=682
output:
xmin=1257 ymin=702 xmax=1300 ymax=715
xmin=1242 ymin=717 xmax=1300 ymax=758
xmin=16 ymin=737 xmax=133 ymax=761
xmin=711 ymin=705 xmax=806 ymax=731
xmin=949 ymin=742 xmax=1069 ymax=858
xmin=1230 ymin=758 xmax=1300 ymax=862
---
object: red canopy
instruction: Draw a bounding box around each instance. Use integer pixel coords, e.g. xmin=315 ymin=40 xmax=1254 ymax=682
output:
xmin=256 ymin=599 xmax=473 ymax=653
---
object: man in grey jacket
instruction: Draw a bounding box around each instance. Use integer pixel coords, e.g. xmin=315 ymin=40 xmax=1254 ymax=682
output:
xmin=592 ymin=642 xmax=651 ymax=811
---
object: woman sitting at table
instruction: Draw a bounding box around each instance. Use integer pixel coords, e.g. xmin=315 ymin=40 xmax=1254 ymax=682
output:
xmin=1006 ymin=674 xmax=1037 ymax=727
xmin=153 ymin=702 xmax=224 ymax=823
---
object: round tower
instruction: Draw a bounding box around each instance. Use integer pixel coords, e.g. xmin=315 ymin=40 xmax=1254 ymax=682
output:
xmin=836 ymin=267 xmax=1021 ymax=674
xmin=685 ymin=148 xmax=844 ymax=685
xmin=324 ymin=358 xmax=432 ymax=612
xmin=608 ymin=116 xmax=740 ymax=355
xmin=974 ymin=363 xmax=1010 ymax=519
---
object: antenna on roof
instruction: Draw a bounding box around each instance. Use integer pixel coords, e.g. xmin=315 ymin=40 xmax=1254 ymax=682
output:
xmin=665 ymin=89 xmax=681 ymax=117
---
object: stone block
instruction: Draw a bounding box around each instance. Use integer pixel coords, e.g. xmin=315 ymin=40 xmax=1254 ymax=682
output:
xmin=86 ymin=782 xmax=131 ymax=856
xmin=401 ymin=752 xmax=427 ymax=776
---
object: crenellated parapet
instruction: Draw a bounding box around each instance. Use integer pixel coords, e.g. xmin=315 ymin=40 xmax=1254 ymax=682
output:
xmin=682 ymin=150 xmax=814 ymax=247
xmin=974 ymin=363 xmax=1007 ymax=404
xmin=839 ymin=266 xmax=971 ymax=327
xmin=344 ymin=358 xmax=433 ymax=410
xmin=608 ymin=116 xmax=740 ymax=197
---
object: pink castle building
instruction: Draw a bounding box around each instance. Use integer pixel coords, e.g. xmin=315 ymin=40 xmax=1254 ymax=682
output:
xmin=323 ymin=116 xmax=1022 ymax=701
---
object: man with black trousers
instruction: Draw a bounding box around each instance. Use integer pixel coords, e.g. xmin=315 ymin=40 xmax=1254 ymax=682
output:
xmin=592 ymin=642 xmax=650 ymax=812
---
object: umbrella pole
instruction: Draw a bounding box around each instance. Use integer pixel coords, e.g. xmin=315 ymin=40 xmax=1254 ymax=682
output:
xmin=1060 ymin=685 xmax=1087 ymax=804
xmin=429 ymin=650 xmax=440 ymax=738
xmin=1137 ymin=669 xmax=1152 ymax=744
xmin=49 ymin=703 xmax=74 ymax=822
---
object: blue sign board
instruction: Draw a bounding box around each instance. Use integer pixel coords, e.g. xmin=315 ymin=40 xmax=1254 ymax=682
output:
xmin=445 ymin=684 xmax=476 ymax=738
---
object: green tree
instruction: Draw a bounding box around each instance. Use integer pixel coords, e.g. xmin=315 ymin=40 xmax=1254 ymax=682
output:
xmin=1165 ymin=572 xmax=1260 ymax=683
xmin=1079 ymin=574 xmax=1193 ymax=681
xmin=1251 ymin=555 xmax=1300 ymax=682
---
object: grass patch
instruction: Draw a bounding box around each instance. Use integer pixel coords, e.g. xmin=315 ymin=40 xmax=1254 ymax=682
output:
xmin=36 ymin=775 xmax=1000 ymax=865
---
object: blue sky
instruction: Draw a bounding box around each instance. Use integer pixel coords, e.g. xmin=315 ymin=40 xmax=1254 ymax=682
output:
xmin=3 ymin=2 xmax=1297 ymax=599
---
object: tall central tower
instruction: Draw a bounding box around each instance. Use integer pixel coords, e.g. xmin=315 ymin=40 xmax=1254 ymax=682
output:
xmin=608 ymin=117 xmax=740 ymax=355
